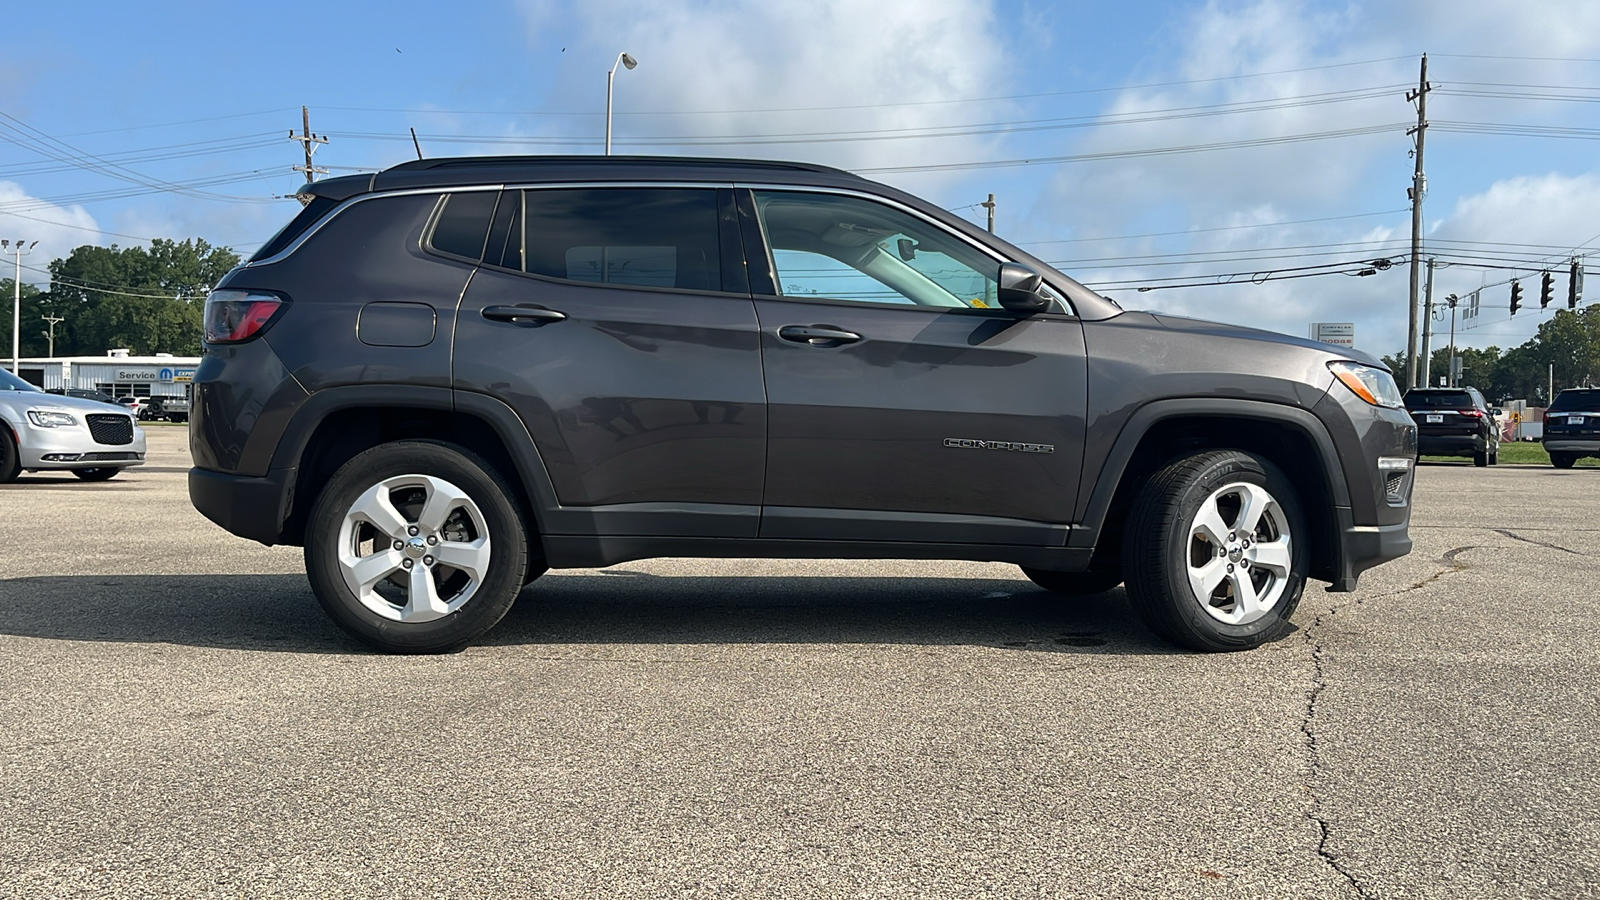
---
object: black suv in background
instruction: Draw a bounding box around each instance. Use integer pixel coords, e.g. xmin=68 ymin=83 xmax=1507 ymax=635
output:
xmin=1543 ymin=388 xmax=1600 ymax=468
xmin=1404 ymin=387 xmax=1501 ymax=467
xmin=189 ymin=155 xmax=1416 ymax=654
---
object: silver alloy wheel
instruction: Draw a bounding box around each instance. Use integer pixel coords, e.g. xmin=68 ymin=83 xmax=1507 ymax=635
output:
xmin=335 ymin=473 xmax=493 ymax=623
xmin=1185 ymin=480 xmax=1294 ymax=626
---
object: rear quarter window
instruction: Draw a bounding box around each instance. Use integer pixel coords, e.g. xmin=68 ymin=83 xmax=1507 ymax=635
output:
xmin=428 ymin=191 xmax=500 ymax=261
xmin=250 ymin=195 xmax=339 ymax=262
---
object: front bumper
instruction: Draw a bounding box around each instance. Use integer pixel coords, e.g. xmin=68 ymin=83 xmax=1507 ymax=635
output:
xmin=1329 ymin=509 xmax=1413 ymax=592
xmin=189 ymin=465 xmax=297 ymax=545
xmin=18 ymin=421 xmax=147 ymax=470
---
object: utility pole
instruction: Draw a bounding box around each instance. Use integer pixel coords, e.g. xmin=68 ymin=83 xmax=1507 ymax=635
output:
xmin=1404 ymin=54 xmax=1432 ymax=390
xmin=1420 ymin=257 xmax=1437 ymax=387
xmin=981 ymin=193 xmax=996 ymax=233
xmin=41 ymin=313 xmax=64 ymax=357
xmin=290 ymin=106 xmax=328 ymax=182
xmin=4 ymin=239 xmax=37 ymax=373
xmin=1446 ymin=292 xmax=1459 ymax=388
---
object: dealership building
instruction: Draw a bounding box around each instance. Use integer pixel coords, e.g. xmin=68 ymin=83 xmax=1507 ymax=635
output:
xmin=10 ymin=350 xmax=200 ymax=401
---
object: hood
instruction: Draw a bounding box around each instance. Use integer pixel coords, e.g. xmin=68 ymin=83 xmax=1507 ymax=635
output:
xmin=1146 ymin=312 xmax=1386 ymax=369
xmin=0 ymin=390 xmax=135 ymax=415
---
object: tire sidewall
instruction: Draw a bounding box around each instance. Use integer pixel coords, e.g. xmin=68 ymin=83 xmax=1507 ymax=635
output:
xmin=1136 ymin=451 xmax=1308 ymax=651
xmin=0 ymin=423 xmax=19 ymax=483
xmin=305 ymin=440 xmax=527 ymax=653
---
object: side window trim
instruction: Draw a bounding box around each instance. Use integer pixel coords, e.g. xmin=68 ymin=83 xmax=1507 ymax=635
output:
xmin=733 ymin=183 xmax=1074 ymax=316
xmin=423 ymin=189 xmax=503 ymax=263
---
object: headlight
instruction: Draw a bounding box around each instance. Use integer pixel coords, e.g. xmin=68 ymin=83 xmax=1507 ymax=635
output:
xmin=1328 ymin=361 xmax=1405 ymax=409
xmin=26 ymin=410 xmax=79 ymax=428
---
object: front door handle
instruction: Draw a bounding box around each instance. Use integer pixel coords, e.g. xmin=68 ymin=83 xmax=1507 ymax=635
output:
xmin=482 ymin=304 xmax=567 ymax=327
xmin=778 ymin=324 xmax=861 ymax=345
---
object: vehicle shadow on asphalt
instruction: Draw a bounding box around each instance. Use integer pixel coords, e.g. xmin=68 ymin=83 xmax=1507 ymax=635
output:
xmin=0 ymin=573 xmax=1180 ymax=656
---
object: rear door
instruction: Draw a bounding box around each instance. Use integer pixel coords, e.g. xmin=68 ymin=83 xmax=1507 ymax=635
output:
xmin=741 ymin=187 xmax=1087 ymax=545
xmin=453 ymin=185 xmax=766 ymax=538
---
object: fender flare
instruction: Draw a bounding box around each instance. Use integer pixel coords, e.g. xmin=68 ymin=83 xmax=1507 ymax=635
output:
xmin=1069 ymin=398 xmax=1351 ymax=549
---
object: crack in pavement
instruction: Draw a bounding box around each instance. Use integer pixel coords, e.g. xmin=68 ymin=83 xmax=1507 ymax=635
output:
xmin=1492 ymin=528 xmax=1582 ymax=555
xmin=1297 ymin=545 xmax=1477 ymax=899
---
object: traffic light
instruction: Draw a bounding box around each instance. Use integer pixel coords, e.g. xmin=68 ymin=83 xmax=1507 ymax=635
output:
xmin=1571 ymin=259 xmax=1584 ymax=308
xmin=1540 ymin=271 xmax=1554 ymax=308
xmin=1510 ymin=280 xmax=1522 ymax=315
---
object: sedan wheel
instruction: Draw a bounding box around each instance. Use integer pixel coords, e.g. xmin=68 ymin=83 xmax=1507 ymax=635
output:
xmin=0 ymin=426 xmax=19 ymax=483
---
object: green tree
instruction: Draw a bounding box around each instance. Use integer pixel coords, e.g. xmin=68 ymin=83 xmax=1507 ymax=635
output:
xmin=44 ymin=239 xmax=239 ymax=356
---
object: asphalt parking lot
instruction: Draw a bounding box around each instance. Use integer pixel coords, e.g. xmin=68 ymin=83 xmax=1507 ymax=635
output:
xmin=1 ymin=428 xmax=1597 ymax=899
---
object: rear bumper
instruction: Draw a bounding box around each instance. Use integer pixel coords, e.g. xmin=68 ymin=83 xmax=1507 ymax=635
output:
xmin=188 ymin=465 xmax=297 ymax=545
xmin=1417 ymin=433 xmax=1486 ymax=455
xmin=1544 ymin=439 xmax=1600 ymax=453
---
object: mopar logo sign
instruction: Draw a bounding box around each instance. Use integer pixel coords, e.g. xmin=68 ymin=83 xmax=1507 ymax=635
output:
xmin=157 ymin=368 xmax=196 ymax=383
xmin=944 ymin=438 xmax=1056 ymax=453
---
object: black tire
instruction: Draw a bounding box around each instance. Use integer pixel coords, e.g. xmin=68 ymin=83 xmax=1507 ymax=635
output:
xmin=72 ymin=467 xmax=123 ymax=481
xmin=1473 ymin=450 xmax=1488 ymax=467
xmin=1020 ymin=566 xmax=1123 ymax=595
xmin=1489 ymin=450 xmax=1499 ymax=466
xmin=304 ymin=440 xmax=529 ymax=653
xmin=1122 ymin=450 xmax=1308 ymax=652
xmin=0 ymin=424 xmax=20 ymax=483
xmin=1552 ymin=453 xmax=1577 ymax=469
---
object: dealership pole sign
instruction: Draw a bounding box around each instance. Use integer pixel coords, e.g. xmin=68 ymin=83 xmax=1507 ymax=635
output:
xmin=1309 ymin=322 xmax=1356 ymax=347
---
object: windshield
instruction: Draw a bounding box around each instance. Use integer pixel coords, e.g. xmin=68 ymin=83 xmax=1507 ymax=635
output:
xmin=0 ymin=369 xmax=42 ymax=393
xmin=1405 ymin=390 xmax=1473 ymax=410
xmin=1549 ymin=389 xmax=1600 ymax=412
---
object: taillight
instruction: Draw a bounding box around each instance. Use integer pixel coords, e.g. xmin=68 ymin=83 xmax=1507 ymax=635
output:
xmin=203 ymin=290 xmax=288 ymax=343
xmin=1459 ymin=409 xmax=1483 ymax=418
xmin=1543 ymin=411 xmax=1551 ymax=426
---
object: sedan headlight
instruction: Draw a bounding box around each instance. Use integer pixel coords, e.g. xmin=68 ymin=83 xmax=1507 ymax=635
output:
xmin=1328 ymin=361 xmax=1405 ymax=409
xmin=26 ymin=410 xmax=79 ymax=428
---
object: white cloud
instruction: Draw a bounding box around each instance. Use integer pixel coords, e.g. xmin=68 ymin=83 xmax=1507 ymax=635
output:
xmin=517 ymin=0 xmax=1013 ymax=179
xmin=0 ymin=184 xmax=102 ymax=282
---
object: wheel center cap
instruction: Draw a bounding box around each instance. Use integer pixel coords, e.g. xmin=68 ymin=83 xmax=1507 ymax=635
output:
xmin=405 ymin=537 xmax=428 ymax=559
xmin=1228 ymin=545 xmax=1243 ymax=562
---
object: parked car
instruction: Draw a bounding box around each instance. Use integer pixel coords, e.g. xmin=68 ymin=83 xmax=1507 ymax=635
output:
xmin=1404 ymin=387 xmax=1501 ymax=467
xmin=46 ymin=387 xmax=119 ymax=406
xmin=116 ymin=396 xmax=149 ymax=418
xmin=189 ymin=155 xmax=1416 ymax=654
xmin=1 ymin=368 xmax=147 ymax=481
xmin=1543 ymin=387 xmax=1600 ymax=468
xmin=138 ymin=395 xmax=191 ymax=424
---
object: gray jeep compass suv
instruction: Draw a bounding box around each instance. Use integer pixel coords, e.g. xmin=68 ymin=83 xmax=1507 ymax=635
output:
xmin=189 ymin=156 xmax=1416 ymax=654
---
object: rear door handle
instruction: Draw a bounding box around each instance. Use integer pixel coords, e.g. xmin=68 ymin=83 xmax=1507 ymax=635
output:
xmin=482 ymin=304 xmax=567 ymax=327
xmin=778 ymin=324 xmax=861 ymax=345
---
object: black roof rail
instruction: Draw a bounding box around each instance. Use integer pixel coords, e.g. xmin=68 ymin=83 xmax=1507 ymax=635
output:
xmin=381 ymin=154 xmax=853 ymax=177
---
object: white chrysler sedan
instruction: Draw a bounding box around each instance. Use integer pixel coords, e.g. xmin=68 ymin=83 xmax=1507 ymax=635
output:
xmin=0 ymin=369 xmax=146 ymax=482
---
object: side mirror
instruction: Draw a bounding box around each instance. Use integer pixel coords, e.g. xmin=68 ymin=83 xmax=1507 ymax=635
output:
xmin=997 ymin=263 xmax=1051 ymax=314
xmin=1491 ymin=408 xmax=1503 ymax=417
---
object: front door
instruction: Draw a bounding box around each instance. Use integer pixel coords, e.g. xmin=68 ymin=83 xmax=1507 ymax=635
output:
xmin=744 ymin=188 xmax=1088 ymax=545
xmin=454 ymin=186 xmax=766 ymax=538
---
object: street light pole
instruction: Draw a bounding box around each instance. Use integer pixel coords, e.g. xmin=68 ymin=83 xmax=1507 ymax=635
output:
xmin=605 ymin=51 xmax=638 ymax=155
xmin=4 ymin=239 xmax=38 ymax=373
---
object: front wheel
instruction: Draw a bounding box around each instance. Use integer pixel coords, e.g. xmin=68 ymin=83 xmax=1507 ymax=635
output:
xmin=0 ymin=426 xmax=20 ymax=483
xmin=304 ymin=440 xmax=529 ymax=653
xmin=1552 ymin=452 xmax=1577 ymax=469
xmin=1020 ymin=567 xmax=1123 ymax=595
xmin=1122 ymin=450 xmax=1308 ymax=652
xmin=72 ymin=467 xmax=123 ymax=481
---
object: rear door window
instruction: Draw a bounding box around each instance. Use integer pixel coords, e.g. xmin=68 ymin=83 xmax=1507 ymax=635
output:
xmin=507 ymin=188 xmax=723 ymax=292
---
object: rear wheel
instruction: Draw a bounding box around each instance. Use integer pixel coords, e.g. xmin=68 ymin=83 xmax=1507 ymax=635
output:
xmin=304 ymin=440 xmax=529 ymax=653
xmin=1473 ymin=450 xmax=1488 ymax=467
xmin=1020 ymin=567 xmax=1122 ymax=595
xmin=1122 ymin=450 xmax=1307 ymax=652
xmin=1552 ymin=452 xmax=1577 ymax=469
xmin=0 ymin=425 xmax=20 ymax=483
xmin=72 ymin=467 xmax=123 ymax=481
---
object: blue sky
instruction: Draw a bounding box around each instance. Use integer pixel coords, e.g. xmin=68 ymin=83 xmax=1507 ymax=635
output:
xmin=4 ymin=0 xmax=1600 ymax=360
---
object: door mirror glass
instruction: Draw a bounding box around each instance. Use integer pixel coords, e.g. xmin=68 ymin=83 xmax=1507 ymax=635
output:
xmin=997 ymin=263 xmax=1051 ymax=314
